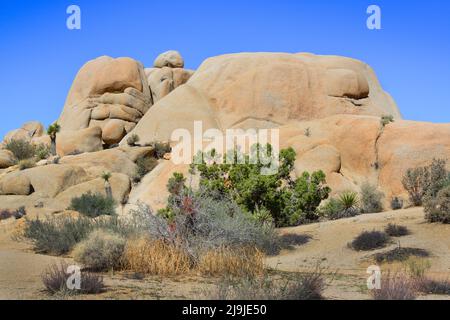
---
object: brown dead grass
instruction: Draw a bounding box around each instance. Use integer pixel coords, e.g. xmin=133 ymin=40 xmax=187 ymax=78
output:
xmin=122 ymin=238 xmax=264 ymax=277
xmin=198 ymin=246 xmax=264 ymax=277
xmin=122 ymin=238 xmax=192 ymax=276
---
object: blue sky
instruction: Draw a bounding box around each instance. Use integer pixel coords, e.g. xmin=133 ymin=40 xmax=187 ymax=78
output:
xmin=1 ymin=0 xmax=449 ymax=138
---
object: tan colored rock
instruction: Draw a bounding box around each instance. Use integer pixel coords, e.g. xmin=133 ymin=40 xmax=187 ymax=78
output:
xmin=56 ymin=127 xmax=103 ymax=156
xmin=58 ymin=56 xmax=151 ymax=140
xmin=125 ymin=52 xmax=400 ymax=145
xmin=60 ymin=148 xmax=137 ymax=178
xmin=0 ymin=150 xmax=15 ymax=169
xmin=102 ymin=119 xmax=126 ymax=145
xmin=0 ymin=173 xmax=32 ymax=195
xmin=3 ymin=121 xmax=45 ymax=144
xmin=55 ymin=173 xmax=131 ymax=208
xmin=154 ymin=50 xmax=184 ymax=68
xmin=145 ymin=67 xmax=194 ymax=103
xmin=18 ymin=164 xmax=90 ymax=197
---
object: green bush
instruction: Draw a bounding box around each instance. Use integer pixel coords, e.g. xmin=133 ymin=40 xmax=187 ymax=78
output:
xmin=69 ymin=192 xmax=116 ymax=218
xmin=153 ymin=142 xmax=172 ymax=159
xmin=5 ymin=139 xmax=36 ymax=161
xmin=350 ymin=230 xmax=390 ymax=251
xmin=23 ymin=216 xmax=94 ymax=255
xmin=320 ymin=197 xmax=359 ymax=220
xmin=189 ymin=145 xmax=330 ymax=227
xmin=424 ymin=185 xmax=450 ymax=224
xmin=360 ymin=183 xmax=384 ymax=213
xmin=73 ymin=230 xmax=126 ymax=271
xmin=380 ymin=115 xmax=394 ymax=127
xmin=127 ymin=134 xmax=140 ymax=146
xmin=402 ymin=159 xmax=448 ymax=206
xmin=133 ymin=156 xmax=158 ymax=183
xmin=35 ymin=144 xmax=51 ymax=160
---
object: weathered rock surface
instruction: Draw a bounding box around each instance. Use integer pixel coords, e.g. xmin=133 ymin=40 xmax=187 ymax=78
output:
xmin=56 ymin=127 xmax=103 ymax=156
xmin=154 ymin=50 xmax=184 ymax=68
xmin=0 ymin=150 xmax=15 ymax=169
xmin=3 ymin=121 xmax=45 ymax=144
xmin=0 ymin=173 xmax=32 ymax=196
xmin=58 ymin=56 xmax=152 ymax=145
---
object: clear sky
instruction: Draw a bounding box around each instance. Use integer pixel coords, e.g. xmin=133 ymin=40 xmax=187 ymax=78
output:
xmin=1 ymin=0 xmax=449 ymax=138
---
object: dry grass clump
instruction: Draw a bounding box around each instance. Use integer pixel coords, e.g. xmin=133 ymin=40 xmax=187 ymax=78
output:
xmin=197 ymin=246 xmax=264 ymax=277
xmin=372 ymin=272 xmax=417 ymax=300
xmin=122 ymin=238 xmax=192 ymax=276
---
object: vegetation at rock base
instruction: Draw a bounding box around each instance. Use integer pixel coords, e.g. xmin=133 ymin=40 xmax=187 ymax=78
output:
xmin=68 ymin=192 xmax=116 ymax=218
xmin=5 ymin=139 xmax=36 ymax=161
xmin=360 ymin=182 xmax=384 ymax=213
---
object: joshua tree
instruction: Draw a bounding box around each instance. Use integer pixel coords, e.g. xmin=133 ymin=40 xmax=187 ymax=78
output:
xmin=47 ymin=122 xmax=61 ymax=156
xmin=101 ymin=171 xmax=113 ymax=199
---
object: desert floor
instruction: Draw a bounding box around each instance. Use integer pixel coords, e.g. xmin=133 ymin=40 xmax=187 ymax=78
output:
xmin=1 ymin=207 xmax=449 ymax=300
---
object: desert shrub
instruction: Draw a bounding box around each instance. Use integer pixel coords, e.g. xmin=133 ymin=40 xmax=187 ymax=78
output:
xmin=208 ymin=268 xmax=327 ymax=300
xmin=18 ymin=158 xmax=36 ymax=170
xmin=35 ymin=144 xmax=51 ymax=160
xmin=339 ymin=191 xmax=359 ymax=210
xmin=424 ymin=185 xmax=450 ymax=224
xmin=360 ymin=183 xmax=384 ymax=213
xmin=404 ymin=257 xmax=431 ymax=279
xmin=390 ymin=197 xmax=403 ymax=210
xmin=373 ymin=247 xmax=429 ymax=264
xmin=123 ymin=238 xmax=192 ymax=276
xmin=402 ymin=159 xmax=448 ymax=206
xmin=5 ymin=139 xmax=36 ymax=161
xmin=127 ymin=133 xmax=140 ymax=146
xmin=321 ymin=196 xmax=359 ymax=220
xmin=22 ymin=216 xmax=93 ymax=255
xmin=0 ymin=207 xmax=26 ymax=221
xmin=380 ymin=115 xmax=394 ymax=127
xmin=198 ymin=247 xmax=264 ymax=277
xmin=133 ymin=156 xmax=158 ymax=182
xmin=152 ymin=141 xmax=172 ymax=159
xmin=190 ymin=145 xmax=330 ymax=227
xmin=69 ymin=192 xmax=116 ymax=218
xmin=385 ymin=224 xmax=410 ymax=237
xmin=73 ymin=230 xmax=126 ymax=271
xmin=42 ymin=262 xmax=104 ymax=295
xmin=372 ymin=272 xmax=417 ymax=300
xmin=350 ymin=230 xmax=390 ymax=251
xmin=418 ymin=278 xmax=450 ymax=295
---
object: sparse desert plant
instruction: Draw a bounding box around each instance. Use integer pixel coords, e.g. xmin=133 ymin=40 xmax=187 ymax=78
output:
xmin=404 ymin=257 xmax=431 ymax=279
xmin=339 ymin=191 xmax=359 ymax=210
xmin=73 ymin=230 xmax=126 ymax=271
xmin=5 ymin=139 xmax=36 ymax=161
xmin=47 ymin=122 xmax=60 ymax=156
xmin=127 ymin=133 xmax=140 ymax=146
xmin=133 ymin=156 xmax=158 ymax=183
xmin=0 ymin=207 xmax=26 ymax=221
xmin=373 ymin=247 xmax=429 ymax=264
xmin=123 ymin=238 xmax=192 ymax=276
xmin=417 ymin=278 xmax=450 ymax=295
xmin=22 ymin=216 xmax=94 ymax=255
xmin=402 ymin=159 xmax=448 ymax=206
xmin=390 ymin=197 xmax=403 ymax=210
xmin=385 ymin=223 xmax=410 ymax=237
xmin=372 ymin=272 xmax=417 ymax=300
xmin=320 ymin=197 xmax=358 ymax=220
xmin=42 ymin=262 xmax=104 ymax=295
xmin=208 ymin=267 xmax=327 ymax=300
xmin=380 ymin=114 xmax=395 ymax=127
xmin=35 ymin=143 xmax=51 ymax=160
xmin=304 ymin=127 xmax=311 ymax=137
xmin=152 ymin=141 xmax=172 ymax=159
xmin=360 ymin=182 xmax=384 ymax=213
xmin=69 ymin=192 xmax=116 ymax=218
xmin=350 ymin=230 xmax=389 ymax=251
xmin=424 ymin=185 xmax=450 ymax=224
xmin=101 ymin=171 xmax=113 ymax=199
xmin=18 ymin=158 xmax=36 ymax=170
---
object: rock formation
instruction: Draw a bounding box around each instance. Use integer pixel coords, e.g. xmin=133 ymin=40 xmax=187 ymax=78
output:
xmin=1 ymin=50 xmax=449 ymax=215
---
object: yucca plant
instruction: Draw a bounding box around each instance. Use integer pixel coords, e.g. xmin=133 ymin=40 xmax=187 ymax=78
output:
xmin=339 ymin=191 xmax=359 ymax=210
xmin=47 ymin=122 xmax=61 ymax=156
xmin=101 ymin=171 xmax=113 ymax=199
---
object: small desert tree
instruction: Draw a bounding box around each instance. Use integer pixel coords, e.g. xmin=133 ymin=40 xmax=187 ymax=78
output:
xmin=101 ymin=171 xmax=113 ymax=199
xmin=47 ymin=122 xmax=61 ymax=156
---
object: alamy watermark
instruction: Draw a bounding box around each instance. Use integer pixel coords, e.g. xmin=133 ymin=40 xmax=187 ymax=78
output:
xmin=367 ymin=5 xmax=381 ymax=30
xmin=367 ymin=265 xmax=382 ymax=290
xmin=66 ymin=5 xmax=81 ymax=30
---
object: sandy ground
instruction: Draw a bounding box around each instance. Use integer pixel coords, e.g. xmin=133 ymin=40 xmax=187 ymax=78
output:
xmin=0 ymin=207 xmax=449 ymax=300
